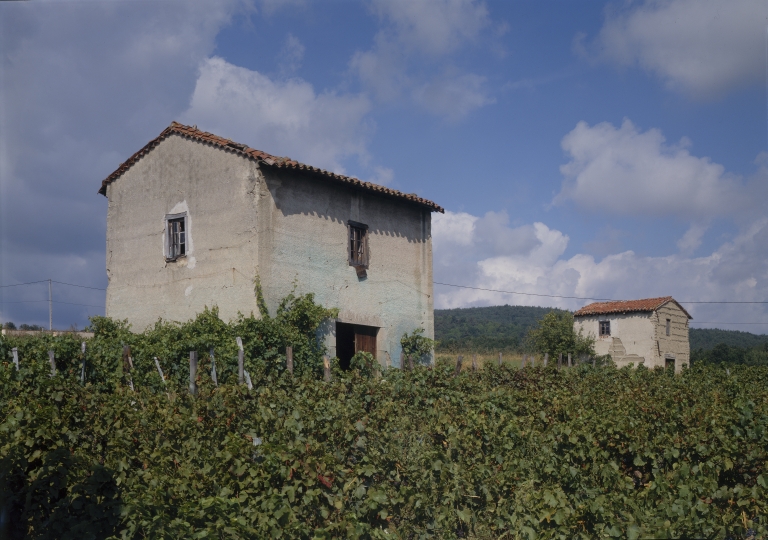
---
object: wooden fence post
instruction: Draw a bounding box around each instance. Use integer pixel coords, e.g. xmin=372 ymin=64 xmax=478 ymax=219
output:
xmin=122 ymin=345 xmax=130 ymax=377
xmin=286 ymin=346 xmax=293 ymax=375
xmin=189 ymin=351 xmax=198 ymax=395
xmin=12 ymin=347 xmax=18 ymax=371
xmin=48 ymin=350 xmax=56 ymax=377
xmin=472 ymin=354 xmax=478 ymax=372
xmin=323 ymin=355 xmax=331 ymax=382
xmin=567 ymin=353 xmax=572 ymax=368
xmin=210 ymin=347 xmax=218 ymax=387
xmin=498 ymin=351 xmax=502 ymax=366
xmin=80 ymin=342 xmax=86 ymax=384
xmin=543 ymin=352 xmax=548 ymax=367
xmin=558 ymin=353 xmax=562 ymax=369
xmin=407 ymin=354 xmax=414 ymax=371
xmin=154 ymin=357 xmax=166 ymax=384
xmin=236 ymin=337 xmax=244 ymax=385
xmin=454 ymin=355 xmax=463 ymax=376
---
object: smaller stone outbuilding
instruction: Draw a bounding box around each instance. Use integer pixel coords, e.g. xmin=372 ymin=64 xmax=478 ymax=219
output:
xmin=573 ymin=296 xmax=691 ymax=372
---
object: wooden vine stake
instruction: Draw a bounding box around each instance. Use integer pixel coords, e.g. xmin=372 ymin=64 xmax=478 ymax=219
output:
xmin=558 ymin=353 xmax=563 ymax=369
xmin=471 ymin=354 xmax=478 ymax=372
xmin=454 ymin=355 xmax=463 ymax=376
xmin=521 ymin=354 xmax=526 ymax=368
xmin=543 ymin=353 xmax=549 ymax=367
xmin=323 ymin=355 xmax=331 ymax=382
xmin=80 ymin=342 xmax=86 ymax=384
xmin=154 ymin=357 xmax=166 ymax=384
xmin=236 ymin=337 xmax=244 ymax=385
xmin=567 ymin=353 xmax=572 ymax=368
xmin=48 ymin=350 xmax=56 ymax=377
xmin=189 ymin=351 xmax=198 ymax=395
xmin=407 ymin=354 xmax=414 ymax=371
xmin=592 ymin=356 xmax=596 ymax=368
xmin=210 ymin=347 xmax=218 ymax=387
xmin=498 ymin=351 xmax=502 ymax=366
xmin=12 ymin=347 xmax=19 ymax=371
xmin=286 ymin=346 xmax=294 ymax=375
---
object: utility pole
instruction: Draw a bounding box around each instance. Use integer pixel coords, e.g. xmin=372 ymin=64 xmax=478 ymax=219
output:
xmin=48 ymin=279 xmax=52 ymax=331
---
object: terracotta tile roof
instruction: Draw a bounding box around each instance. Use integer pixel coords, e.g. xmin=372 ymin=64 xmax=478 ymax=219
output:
xmin=98 ymin=122 xmax=444 ymax=212
xmin=574 ymin=296 xmax=692 ymax=319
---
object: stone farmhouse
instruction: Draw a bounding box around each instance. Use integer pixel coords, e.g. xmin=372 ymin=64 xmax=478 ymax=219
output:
xmin=99 ymin=122 xmax=443 ymax=369
xmin=573 ymin=297 xmax=691 ymax=372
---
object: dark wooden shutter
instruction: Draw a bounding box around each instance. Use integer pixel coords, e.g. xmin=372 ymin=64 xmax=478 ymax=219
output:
xmin=354 ymin=325 xmax=377 ymax=357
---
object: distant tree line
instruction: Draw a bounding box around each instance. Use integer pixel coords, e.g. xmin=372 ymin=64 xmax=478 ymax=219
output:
xmin=2 ymin=322 xmax=45 ymax=331
xmin=692 ymin=342 xmax=768 ymax=366
xmin=435 ymin=305 xmax=768 ymax=365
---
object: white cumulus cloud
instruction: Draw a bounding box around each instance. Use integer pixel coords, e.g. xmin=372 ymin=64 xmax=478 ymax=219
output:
xmin=350 ymin=0 xmax=494 ymax=120
xmin=554 ymin=119 xmax=763 ymax=221
xmin=433 ymin=210 xmax=768 ymax=330
xmin=585 ymin=0 xmax=768 ymax=99
xmin=182 ymin=57 xmax=373 ymax=173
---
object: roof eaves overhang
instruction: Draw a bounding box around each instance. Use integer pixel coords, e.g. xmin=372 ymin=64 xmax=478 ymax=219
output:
xmin=97 ymin=122 xmax=444 ymax=213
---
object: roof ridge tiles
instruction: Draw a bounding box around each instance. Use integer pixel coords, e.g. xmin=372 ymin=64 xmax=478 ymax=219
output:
xmin=574 ymin=296 xmax=692 ymax=319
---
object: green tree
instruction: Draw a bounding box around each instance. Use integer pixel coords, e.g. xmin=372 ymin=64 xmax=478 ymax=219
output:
xmin=526 ymin=311 xmax=595 ymax=358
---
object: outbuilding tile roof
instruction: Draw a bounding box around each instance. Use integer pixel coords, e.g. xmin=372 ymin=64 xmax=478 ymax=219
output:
xmin=98 ymin=122 xmax=444 ymax=213
xmin=574 ymin=296 xmax=692 ymax=319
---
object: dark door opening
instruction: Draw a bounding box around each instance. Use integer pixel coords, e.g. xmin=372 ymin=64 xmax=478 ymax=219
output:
xmin=336 ymin=322 xmax=378 ymax=370
xmin=665 ymin=357 xmax=675 ymax=370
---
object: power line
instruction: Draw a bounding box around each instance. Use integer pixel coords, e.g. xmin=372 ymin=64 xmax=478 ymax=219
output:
xmin=0 ymin=280 xmax=49 ymax=289
xmin=0 ymin=280 xmax=105 ymax=291
xmin=434 ymin=282 xmax=768 ymax=304
xmin=51 ymin=280 xmax=106 ymax=291
xmin=434 ymin=282 xmax=614 ymax=301
xmin=690 ymin=322 xmax=768 ymax=325
xmin=0 ymin=300 xmax=105 ymax=309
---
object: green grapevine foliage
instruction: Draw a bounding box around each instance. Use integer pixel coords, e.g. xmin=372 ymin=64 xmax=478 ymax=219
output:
xmin=0 ymin=305 xmax=767 ymax=538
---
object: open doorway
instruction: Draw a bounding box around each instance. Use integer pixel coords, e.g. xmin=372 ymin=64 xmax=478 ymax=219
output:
xmin=336 ymin=322 xmax=378 ymax=370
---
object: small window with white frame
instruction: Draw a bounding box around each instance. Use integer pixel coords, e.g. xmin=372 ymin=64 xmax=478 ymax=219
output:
xmin=599 ymin=320 xmax=611 ymax=337
xmin=166 ymin=212 xmax=187 ymax=261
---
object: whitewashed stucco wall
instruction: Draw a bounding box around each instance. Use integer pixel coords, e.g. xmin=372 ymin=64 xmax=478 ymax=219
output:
xmin=574 ymin=303 xmax=690 ymax=372
xmin=105 ymin=135 xmax=261 ymax=328
xmin=104 ymin=134 xmax=434 ymax=367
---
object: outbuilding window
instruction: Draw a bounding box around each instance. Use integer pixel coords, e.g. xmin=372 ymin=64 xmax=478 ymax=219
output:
xmin=348 ymin=220 xmax=368 ymax=277
xmin=666 ymin=318 xmax=671 ymax=336
xmin=166 ymin=213 xmax=187 ymax=261
xmin=599 ymin=320 xmax=611 ymax=337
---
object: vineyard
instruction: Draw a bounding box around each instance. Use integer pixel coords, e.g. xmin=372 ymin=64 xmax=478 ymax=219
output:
xmin=1 ymin=301 xmax=767 ymax=538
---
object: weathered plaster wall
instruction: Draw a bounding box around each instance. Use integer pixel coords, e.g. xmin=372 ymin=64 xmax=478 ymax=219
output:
xmin=574 ymin=313 xmax=655 ymax=368
xmin=105 ymin=134 xmax=261 ymax=329
xmin=652 ymin=303 xmax=690 ymax=372
xmin=574 ymin=304 xmax=690 ymax=371
xmin=255 ymin=167 xmax=434 ymax=368
xmin=105 ymin=135 xmax=435 ymax=367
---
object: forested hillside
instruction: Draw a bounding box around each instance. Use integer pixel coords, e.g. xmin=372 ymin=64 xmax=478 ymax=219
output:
xmin=434 ymin=305 xmax=567 ymax=352
xmin=690 ymin=328 xmax=768 ymax=350
xmin=435 ymin=305 xmax=768 ymax=353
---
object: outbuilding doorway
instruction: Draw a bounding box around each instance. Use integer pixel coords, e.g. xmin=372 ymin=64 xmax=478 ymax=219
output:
xmin=336 ymin=322 xmax=378 ymax=370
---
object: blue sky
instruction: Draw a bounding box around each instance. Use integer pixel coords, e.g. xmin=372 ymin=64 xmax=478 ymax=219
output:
xmin=1 ymin=0 xmax=767 ymax=333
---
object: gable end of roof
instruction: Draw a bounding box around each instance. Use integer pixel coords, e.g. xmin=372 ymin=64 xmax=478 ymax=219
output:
xmin=98 ymin=122 xmax=444 ymax=212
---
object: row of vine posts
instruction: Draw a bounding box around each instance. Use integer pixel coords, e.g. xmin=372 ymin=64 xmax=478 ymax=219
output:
xmin=454 ymin=351 xmax=596 ymax=373
xmin=9 ymin=339 xmax=595 ymax=395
